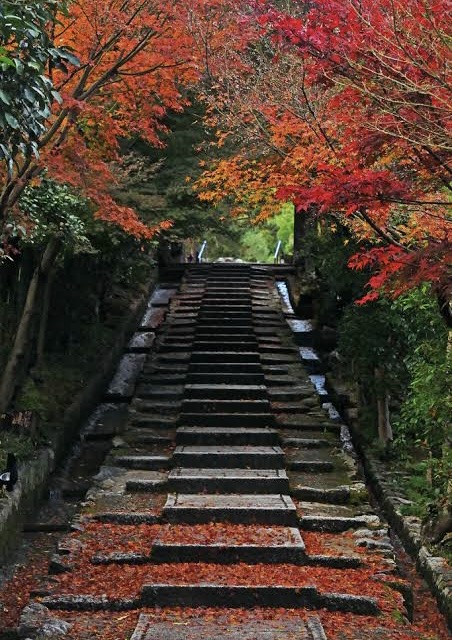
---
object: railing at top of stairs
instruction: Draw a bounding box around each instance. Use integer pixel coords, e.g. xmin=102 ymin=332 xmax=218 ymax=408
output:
xmin=197 ymin=240 xmax=207 ymax=263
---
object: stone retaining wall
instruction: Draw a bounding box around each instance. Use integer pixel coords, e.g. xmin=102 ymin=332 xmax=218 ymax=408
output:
xmin=0 ymin=271 xmax=157 ymax=567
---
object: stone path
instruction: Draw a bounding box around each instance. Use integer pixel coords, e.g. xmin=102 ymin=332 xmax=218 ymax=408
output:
xmin=20 ymin=264 xmax=437 ymax=639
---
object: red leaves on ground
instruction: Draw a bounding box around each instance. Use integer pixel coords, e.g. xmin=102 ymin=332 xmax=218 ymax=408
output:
xmin=157 ymin=523 xmax=299 ymax=546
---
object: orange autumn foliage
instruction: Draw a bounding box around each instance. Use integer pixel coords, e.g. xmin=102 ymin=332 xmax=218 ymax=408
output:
xmin=1 ymin=0 xmax=222 ymax=238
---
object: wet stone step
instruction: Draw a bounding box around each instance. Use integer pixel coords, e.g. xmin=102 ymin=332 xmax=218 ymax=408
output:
xmin=184 ymin=384 xmax=267 ymax=399
xmin=135 ymin=384 xmax=184 ymax=399
xmin=122 ymin=430 xmax=174 ymax=445
xmin=163 ymin=493 xmax=298 ymax=525
xmin=281 ymin=438 xmax=334 ymax=448
xmin=125 ymin=474 xmax=168 ymax=492
xmin=180 ymin=412 xmax=274 ymax=428
xmin=199 ymin=304 xmax=252 ymax=311
xmin=291 ymin=485 xmax=351 ymax=504
xmin=131 ymin=400 xmax=181 ymax=414
xmin=197 ymin=311 xmax=253 ymax=318
xmin=139 ymin=307 xmax=167 ymax=330
xmin=127 ymin=332 xmax=156 ymax=353
xmin=194 ymin=333 xmax=257 ymax=340
xmin=129 ymin=613 xmax=328 ymax=640
xmin=157 ymin=353 xmax=191 ymax=363
xmin=137 ymin=374 xmax=187 ymax=386
xmin=265 ymin=375 xmax=299 ymax=387
xmin=191 ymin=341 xmax=258 ymax=351
xmin=151 ymin=526 xmax=305 ymax=564
xmin=157 ymin=343 xmax=194 ymax=352
xmin=190 ymin=351 xmax=261 ymax=363
xmin=172 ymin=445 xmax=284 ymax=468
xmin=114 ymin=455 xmax=171 ymax=470
xmin=181 ymin=400 xmax=270 ymax=413
xmin=129 ymin=413 xmax=177 ymax=429
xmin=269 ymin=386 xmax=316 ymax=400
xmin=196 ymin=317 xmax=255 ymax=326
xmin=188 ymin=362 xmax=264 ymax=373
xmin=168 ymin=468 xmax=290 ymax=493
xmin=176 ymin=426 xmax=279 ymax=446
xmin=186 ymin=373 xmax=266 ymax=385
xmin=271 ymin=402 xmax=317 ymax=414
xmin=299 ymin=515 xmax=380 ymax=533
xmin=140 ymin=584 xmax=380 ymax=614
xmin=203 ymin=294 xmax=252 ymax=300
xmin=287 ymin=460 xmax=334 ymax=472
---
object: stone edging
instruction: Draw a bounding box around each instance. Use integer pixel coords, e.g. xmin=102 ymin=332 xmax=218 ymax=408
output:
xmin=356 ymin=448 xmax=452 ymax=631
xmin=0 ymin=271 xmax=157 ymax=566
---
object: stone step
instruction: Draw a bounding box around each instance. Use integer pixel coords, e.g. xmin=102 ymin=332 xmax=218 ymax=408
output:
xmin=129 ymin=613 xmax=328 ymax=640
xmin=157 ymin=343 xmax=194 ymax=352
xmin=130 ymin=413 xmax=177 ymax=429
xmin=127 ymin=332 xmax=156 ymax=353
xmin=265 ymin=375 xmax=299 ymax=387
xmin=188 ymin=362 xmax=263 ymax=374
xmin=135 ymin=384 xmax=184 ymax=399
xmin=270 ymin=402 xmax=316 ymax=414
xmin=282 ymin=437 xmax=333 ymax=448
xmin=190 ymin=351 xmax=260 ymax=363
xmin=186 ymin=373 xmax=266 ymax=385
xmin=200 ymin=304 xmax=252 ymax=311
xmin=131 ymin=400 xmax=181 ymax=414
xmin=181 ymin=399 xmax=270 ymax=413
xmin=142 ymin=363 xmax=188 ymax=375
xmin=259 ymin=345 xmax=299 ymax=355
xmin=114 ymin=455 xmax=171 ymax=470
xmin=139 ymin=584 xmax=379 ymax=614
xmin=163 ymin=493 xmax=297 ymax=525
xmin=269 ymin=387 xmax=316 ymax=401
xmin=287 ymin=460 xmax=334 ymax=472
xmin=195 ymin=325 xmax=270 ymax=334
xmin=290 ymin=485 xmax=351 ymax=504
xmin=172 ymin=445 xmax=284 ymax=468
xmin=151 ymin=526 xmax=304 ymax=564
xmin=138 ymin=374 xmax=187 ymax=386
xmin=192 ymin=341 xmax=258 ymax=351
xmin=184 ymin=384 xmax=267 ymax=399
xmin=261 ymin=353 xmax=299 ymax=364
xmin=195 ymin=317 xmax=255 ymax=326
xmin=168 ymin=468 xmax=290 ymax=493
xmin=201 ymin=286 xmax=251 ymax=291
xmin=203 ymin=293 xmax=252 ymax=300
xmin=180 ymin=412 xmax=273 ymax=428
xmin=194 ymin=333 xmax=257 ymax=340
xmin=176 ymin=426 xmax=279 ymax=445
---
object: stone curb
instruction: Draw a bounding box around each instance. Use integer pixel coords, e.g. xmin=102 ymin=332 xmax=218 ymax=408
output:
xmin=359 ymin=452 xmax=452 ymax=631
xmin=0 ymin=271 xmax=158 ymax=567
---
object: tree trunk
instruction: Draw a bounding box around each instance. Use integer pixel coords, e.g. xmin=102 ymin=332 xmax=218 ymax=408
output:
xmin=375 ymin=367 xmax=393 ymax=443
xmin=35 ymin=266 xmax=56 ymax=370
xmin=0 ymin=237 xmax=61 ymax=413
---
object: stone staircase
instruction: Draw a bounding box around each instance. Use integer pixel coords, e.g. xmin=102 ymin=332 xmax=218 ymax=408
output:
xmin=32 ymin=264 xmax=416 ymax=639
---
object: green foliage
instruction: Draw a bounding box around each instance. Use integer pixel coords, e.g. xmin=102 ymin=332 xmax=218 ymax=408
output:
xmin=18 ymin=179 xmax=93 ymax=251
xmin=299 ymin=218 xmax=367 ymax=323
xmin=393 ymin=286 xmax=450 ymax=447
xmin=338 ymin=299 xmax=407 ymax=393
xmin=0 ymin=1 xmax=78 ymax=169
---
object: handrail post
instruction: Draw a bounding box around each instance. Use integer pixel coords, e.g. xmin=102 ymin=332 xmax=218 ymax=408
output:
xmin=197 ymin=240 xmax=207 ymax=263
xmin=274 ymin=240 xmax=282 ymax=263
